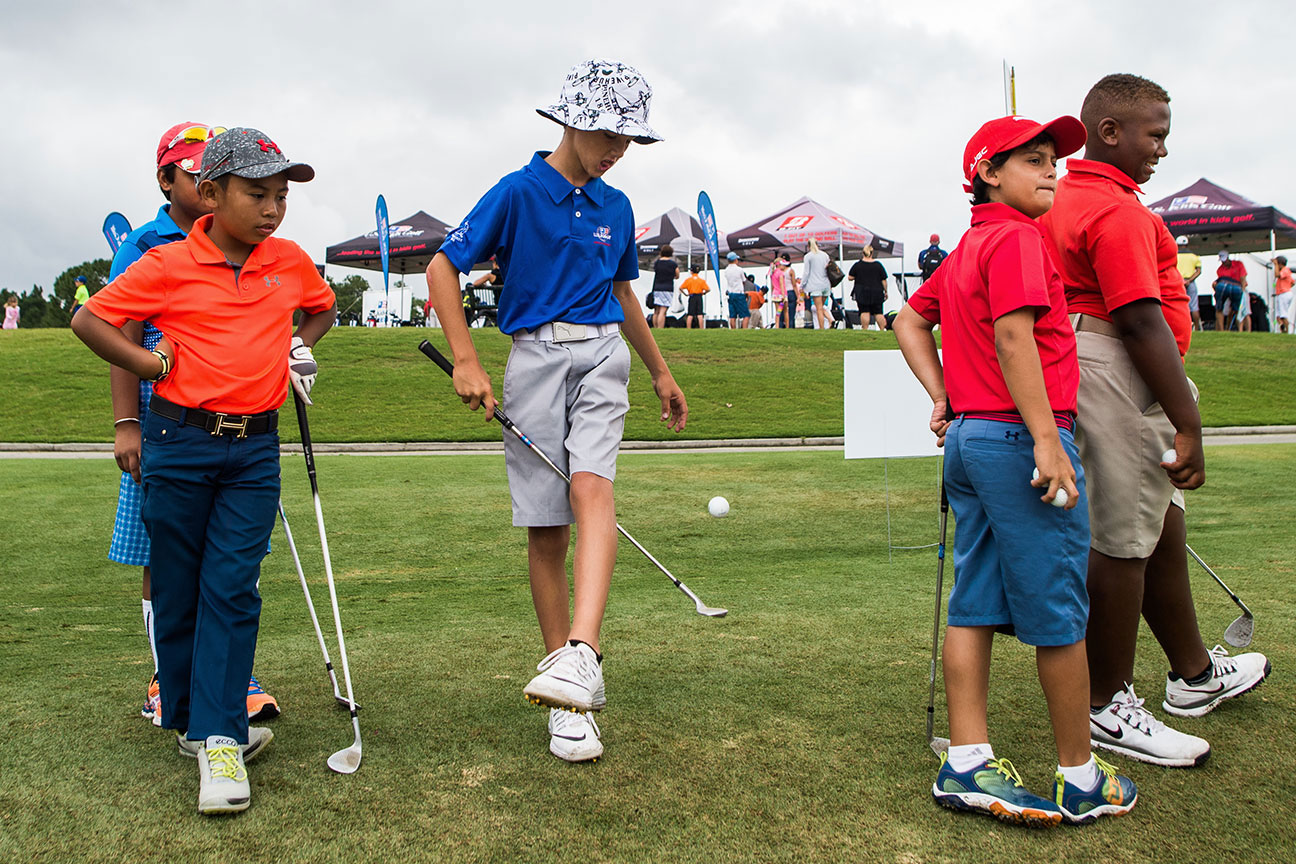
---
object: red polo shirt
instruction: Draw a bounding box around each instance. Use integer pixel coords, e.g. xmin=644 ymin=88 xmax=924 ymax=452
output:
xmin=1216 ymin=260 xmax=1247 ymax=284
xmin=1040 ymin=159 xmax=1191 ymax=358
xmin=908 ymin=202 xmax=1078 ymax=415
xmin=85 ymin=214 xmax=335 ymax=414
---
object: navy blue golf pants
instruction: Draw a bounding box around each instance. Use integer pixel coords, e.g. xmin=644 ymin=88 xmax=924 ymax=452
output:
xmin=140 ymin=410 xmax=279 ymax=744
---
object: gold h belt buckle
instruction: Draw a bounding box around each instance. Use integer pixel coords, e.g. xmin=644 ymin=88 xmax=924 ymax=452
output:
xmin=211 ymin=413 xmax=250 ymax=438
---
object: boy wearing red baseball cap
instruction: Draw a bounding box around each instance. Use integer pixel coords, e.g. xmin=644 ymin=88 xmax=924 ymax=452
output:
xmin=1039 ymin=74 xmax=1269 ymax=769
xmin=74 ymin=128 xmax=336 ymax=815
xmin=107 ymin=122 xmax=280 ymax=729
xmin=895 ymin=114 xmax=1137 ymax=826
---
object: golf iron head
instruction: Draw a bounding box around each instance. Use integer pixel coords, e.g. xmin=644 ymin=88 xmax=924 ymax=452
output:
xmin=1224 ymin=613 xmax=1254 ymax=648
xmin=929 ymin=735 xmax=950 ymax=757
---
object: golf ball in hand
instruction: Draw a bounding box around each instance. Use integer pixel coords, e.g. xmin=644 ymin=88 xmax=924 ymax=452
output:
xmin=1032 ymin=468 xmax=1069 ymax=508
xmin=1162 ymin=449 xmax=1177 ymax=465
xmin=708 ymin=496 xmax=730 ymax=518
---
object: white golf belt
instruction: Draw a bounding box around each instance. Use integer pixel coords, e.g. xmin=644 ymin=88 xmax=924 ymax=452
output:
xmin=513 ymin=322 xmax=620 ymax=343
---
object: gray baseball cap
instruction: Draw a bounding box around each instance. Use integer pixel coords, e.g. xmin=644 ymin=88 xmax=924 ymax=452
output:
xmin=198 ymin=127 xmax=315 ymax=184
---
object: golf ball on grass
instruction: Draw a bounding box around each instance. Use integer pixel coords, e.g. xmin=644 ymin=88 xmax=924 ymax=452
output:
xmin=1032 ymin=469 xmax=1069 ymax=508
xmin=708 ymin=496 xmax=730 ymax=518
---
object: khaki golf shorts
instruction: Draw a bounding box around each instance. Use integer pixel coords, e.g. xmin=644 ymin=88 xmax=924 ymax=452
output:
xmin=1073 ymin=322 xmax=1194 ymax=559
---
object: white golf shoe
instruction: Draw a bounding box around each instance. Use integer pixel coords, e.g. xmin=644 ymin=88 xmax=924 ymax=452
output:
xmin=1163 ymin=645 xmax=1271 ymax=718
xmin=1090 ymin=684 xmax=1210 ymax=768
xmin=549 ymin=708 xmax=603 ymax=763
xmin=179 ymin=726 xmax=273 ymax=762
xmin=524 ymin=642 xmax=605 ymax=713
xmin=197 ymin=735 xmax=251 ymax=815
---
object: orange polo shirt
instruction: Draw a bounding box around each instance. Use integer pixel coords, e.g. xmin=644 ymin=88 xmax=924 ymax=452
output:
xmin=1040 ymin=159 xmax=1191 ymax=358
xmin=86 ymin=214 xmax=335 ymax=413
xmin=680 ymin=275 xmax=710 ymax=295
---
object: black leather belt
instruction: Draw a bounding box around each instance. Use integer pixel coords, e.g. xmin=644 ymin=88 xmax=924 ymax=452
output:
xmin=149 ymin=394 xmax=278 ymax=438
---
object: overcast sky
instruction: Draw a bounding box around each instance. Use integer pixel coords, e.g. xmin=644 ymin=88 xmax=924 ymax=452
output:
xmin=3 ymin=0 xmax=1293 ymax=297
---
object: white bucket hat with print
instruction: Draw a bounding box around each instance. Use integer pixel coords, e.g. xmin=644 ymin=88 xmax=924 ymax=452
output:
xmin=537 ymin=59 xmax=663 ymax=144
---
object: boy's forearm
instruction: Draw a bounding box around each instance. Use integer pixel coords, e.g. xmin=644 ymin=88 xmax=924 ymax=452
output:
xmin=893 ymin=305 xmax=946 ymax=403
xmin=613 ymin=281 xmax=670 ymax=378
xmin=426 ymin=253 xmax=480 ymax=366
xmin=1110 ymin=299 xmax=1201 ymax=434
xmin=109 ymin=320 xmax=145 ymax=420
xmin=994 ymin=309 xmax=1060 ymax=446
xmin=295 ymin=305 xmax=336 ymax=347
xmin=72 ymin=308 xmax=162 ymax=380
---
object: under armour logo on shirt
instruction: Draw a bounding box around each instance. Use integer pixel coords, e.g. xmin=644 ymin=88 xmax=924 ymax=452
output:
xmin=264 ymin=275 xmax=281 ymax=288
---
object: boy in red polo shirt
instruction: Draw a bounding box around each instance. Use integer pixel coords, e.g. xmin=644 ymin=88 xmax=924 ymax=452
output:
xmin=1040 ymin=74 xmax=1269 ymax=769
xmin=896 ymin=114 xmax=1136 ymax=826
xmin=73 ymin=128 xmax=335 ymax=815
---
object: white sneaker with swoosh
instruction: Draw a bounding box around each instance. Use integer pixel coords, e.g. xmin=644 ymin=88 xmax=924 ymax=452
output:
xmin=1163 ymin=645 xmax=1271 ymax=718
xmin=549 ymin=708 xmax=602 ymax=762
xmin=1090 ymin=684 xmax=1210 ymax=768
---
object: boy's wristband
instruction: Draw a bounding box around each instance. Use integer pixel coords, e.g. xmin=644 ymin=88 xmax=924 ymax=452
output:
xmin=114 ymin=417 xmax=140 ymax=426
xmin=149 ymin=349 xmax=172 ymax=382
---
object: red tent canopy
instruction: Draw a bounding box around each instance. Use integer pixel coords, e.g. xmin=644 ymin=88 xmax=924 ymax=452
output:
xmin=724 ymin=196 xmax=903 ymax=264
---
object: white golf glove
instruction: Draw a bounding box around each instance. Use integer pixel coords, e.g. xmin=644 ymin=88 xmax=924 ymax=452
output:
xmin=288 ymin=336 xmax=318 ymax=405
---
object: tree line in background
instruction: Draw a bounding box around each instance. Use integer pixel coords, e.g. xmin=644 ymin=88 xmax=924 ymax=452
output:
xmin=2 ymin=266 xmax=371 ymax=328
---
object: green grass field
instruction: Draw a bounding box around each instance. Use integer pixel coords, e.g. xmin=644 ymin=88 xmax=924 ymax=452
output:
xmin=3 ymin=328 xmax=1295 ymax=443
xmin=1 ymin=447 xmax=1291 ymax=862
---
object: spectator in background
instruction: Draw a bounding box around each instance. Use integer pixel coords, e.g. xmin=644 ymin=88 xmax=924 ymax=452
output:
xmin=767 ymin=254 xmax=790 ymax=329
xmin=724 ymin=251 xmax=748 ymax=329
xmin=801 ymin=238 xmax=831 ymax=330
xmin=1176 ymin=248 xmax=1202 ymax=330
xmin=1213 ymin=250 xmax=1247 ymax=331
xmin=680 ymin=263 xmax=710 ymax=329
xmin=651 ymin=244 xmax=680 ymax=328
xmin=848 ymin=245 xmax=888 ymax=330
xmin=745 ymin=274 xmax=765 ymax=329
xmin=72 ymin=276 xmax=90 ymax=318
xmin=3 ymin=296 xmax=18 ymax=330
xmin=918 ymin=233 xmax=947 ymax=282
xmin=1274 ymin=255 xmax=1292 ymax=334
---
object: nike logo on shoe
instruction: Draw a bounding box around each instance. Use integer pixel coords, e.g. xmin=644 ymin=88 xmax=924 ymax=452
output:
xmin=1178 ymin=682 xmax=1225 ymax=696
xmin=553 ymin=733 xmax=588 ymax=742
xmin=1090 ymin=718 xmax=1124 ymax=739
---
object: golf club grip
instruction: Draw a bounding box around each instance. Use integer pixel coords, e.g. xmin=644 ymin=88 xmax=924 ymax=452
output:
xmin=293 ymin=391 xmax=318 ymax=489
xmin=417 ymin=339 xmax=514 ymax=429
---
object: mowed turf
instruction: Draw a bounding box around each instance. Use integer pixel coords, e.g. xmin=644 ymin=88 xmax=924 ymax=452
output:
xmin=3 ymin=327 xmax=1296 ymax=442
xmin=0 ymin=446 xmax=1292 ymax=862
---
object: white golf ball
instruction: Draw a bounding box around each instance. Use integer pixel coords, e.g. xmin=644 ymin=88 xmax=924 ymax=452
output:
xmin=708 ymin=496 xmax=730 ymax=518
xmin=1162 ymin=449 xmax=1177 ymax=464
xmin=1032 ymin=468 xmax=1069 ymax=508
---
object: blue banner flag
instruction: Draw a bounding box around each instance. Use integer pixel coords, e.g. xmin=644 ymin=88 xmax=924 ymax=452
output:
xmin=376 ymin=194 xmax=390 ymax=324
xmin=103 ymin=212 xmax=132 ymax=254
xmin=697 ymin=191 xmax=723 ymax=296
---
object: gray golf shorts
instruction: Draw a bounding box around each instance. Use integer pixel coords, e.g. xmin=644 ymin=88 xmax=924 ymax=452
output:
xmin=501 ymin=329 xmax=631 ymax=526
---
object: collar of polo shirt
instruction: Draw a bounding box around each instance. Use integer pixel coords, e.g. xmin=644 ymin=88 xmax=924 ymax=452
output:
xmin=530 ymin=152 xmax=606 ymax=206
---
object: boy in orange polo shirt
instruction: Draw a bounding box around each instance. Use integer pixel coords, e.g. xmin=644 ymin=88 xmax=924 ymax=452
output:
xmin=73 ymin=128 xmax=336 ymax=815
xmin=1040 ymin=75 xmax=1269 ymax=770
xmin=680 ymin=263 xmax=710 ymax=329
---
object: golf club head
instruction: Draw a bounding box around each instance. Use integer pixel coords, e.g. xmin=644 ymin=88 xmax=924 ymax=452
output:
xmin=1224 ymin=614 xmax=1254 ymax=648
xmin=697 ymin=602 xmax=728 ymax=617
xmin=929 ymin=736 xmax=950 ymax=758
xmin=327 ymin=745 xmax=362 ymax=774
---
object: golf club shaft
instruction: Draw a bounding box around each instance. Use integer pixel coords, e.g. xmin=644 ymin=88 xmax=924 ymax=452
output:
xmin=294 ymin=395 xmax=362 ymax=750
xmin=418 ymin=339 xmax=723 ymax=612
xmin=1186 ymin=543 xmax=1253 ymax=616
xmin=927 ymin=482 xmax=948 ymax=748
xmin=279 ymin=500 xmax=350 ymax=707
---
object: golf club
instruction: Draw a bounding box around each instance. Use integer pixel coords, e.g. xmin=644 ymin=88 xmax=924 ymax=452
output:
xmin=926 ymin=480 xmax=950 ymax=757
xmin=1186 ymin=543 xmax=1254 ymax=648
xmin=293 ymin=393 xmax=363 ymax=773
xmin=417 ymin=339 xmax=727 ymax=618
xmin=278 ymin=500 xmax=359 ymax=711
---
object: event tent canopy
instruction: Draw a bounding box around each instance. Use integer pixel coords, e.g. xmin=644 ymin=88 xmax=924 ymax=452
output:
xmin=634 ymin=207 xmax=721 ymax=268
xmin=724 ymin=196 xmax=903 ymax=265
xmin=1148 ymin=178 xmax=1296 ymax=253
xmin=324 ymin=210 xmax=455 ymax=274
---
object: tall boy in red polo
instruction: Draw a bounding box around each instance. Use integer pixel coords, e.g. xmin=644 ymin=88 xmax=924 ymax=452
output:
xmin=896 ymin=115 xmax=1136 ymax=826
xmin=1040 ymin=74 xmax=1269 ymax=769
xmin=73 ymin=128 xmax=335 ymax=815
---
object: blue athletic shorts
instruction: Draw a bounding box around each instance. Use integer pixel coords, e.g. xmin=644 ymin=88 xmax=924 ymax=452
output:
xmin=943 ymin=417 xmax=1089 ymax=647
xmin=727 ymin=293 xmax=750 ymax=318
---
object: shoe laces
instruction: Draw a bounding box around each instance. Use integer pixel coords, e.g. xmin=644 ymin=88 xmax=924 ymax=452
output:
xmin=985 ymin=758 xmax=1025 ymax=788
xmin=536 ymin=643 xmax=600 ymax=683
xmin=1206 ymin=645 xmax=1238 ymax=677
xmin=248 ymin=676 xmax=266 ymax=695
xmin=1111 ymin=684 xmax=1165 ymax=735
xmin=551 ymin=709 xmax=601 ymax=739
xmin=206 ymin=745 xmax=246 ymax=782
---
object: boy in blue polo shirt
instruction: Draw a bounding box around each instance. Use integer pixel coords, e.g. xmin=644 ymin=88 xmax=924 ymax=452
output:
xmin=108 ymin=122 xmax=279 ymax=727
xmin=426 ymin=59 xmax=687 ymax=763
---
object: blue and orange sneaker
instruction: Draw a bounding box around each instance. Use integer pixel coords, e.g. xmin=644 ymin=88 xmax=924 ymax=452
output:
xmin=932 ymin=754 xmax=1062 ymax=827
xmin=141 ymin=673 xmax=162 ymax=727
xmin=1054 ymin=755 xmax=1138 ymax=824
xmin=246 ymin=676 xmax=280 ymax=721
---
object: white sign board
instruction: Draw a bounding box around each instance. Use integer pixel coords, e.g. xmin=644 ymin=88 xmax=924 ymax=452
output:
xmin=843 ymin=350 xmax=943 ymax=459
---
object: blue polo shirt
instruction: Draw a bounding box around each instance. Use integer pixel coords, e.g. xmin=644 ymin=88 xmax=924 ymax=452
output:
xmin=440 ymin=152 xmax=639 ymax=334
xmin=110 ymin=205 xmax=187 ymax=279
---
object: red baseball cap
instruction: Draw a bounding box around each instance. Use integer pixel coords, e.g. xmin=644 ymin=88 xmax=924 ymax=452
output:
xmin=156 ymin=122 xmax=223 ymax=173
xmin=962 ymin=115 xmax=1086 ymax=192
xmin=929 ymin=234 xmax=940 ymax=244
